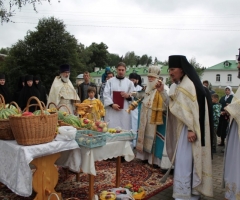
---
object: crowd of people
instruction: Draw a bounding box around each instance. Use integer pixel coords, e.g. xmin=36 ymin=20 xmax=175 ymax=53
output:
xmin=0 ymin=51 xmax=240 ymax=200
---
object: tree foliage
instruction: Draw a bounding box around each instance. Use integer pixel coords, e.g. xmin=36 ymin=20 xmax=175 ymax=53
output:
xmin=86 ymin=42 xmax=109 ymax=72
xmin=1 ymin=17 xmax=82 ymax=93
xmin=189 ymin=57 xmax=205 ymax=78
xmin=107 ymin=53 xmax=120 ymax=67
xmin=0 ymin=0 xmax=57 ymax=23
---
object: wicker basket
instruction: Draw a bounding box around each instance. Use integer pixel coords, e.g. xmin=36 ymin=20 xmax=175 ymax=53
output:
xmin=9 ymin=96 xmax=58 ymax=145
xmin=0 ymin=95 xmax=21 ymax=140
xmin=48 ymin=102 xmax=70 ymax=114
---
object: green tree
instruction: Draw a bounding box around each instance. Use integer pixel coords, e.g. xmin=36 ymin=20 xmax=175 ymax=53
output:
xmin=146 ymin=56 xmax=152 ymax=66
xmin=0 ymin=47 xmax=10 ymax=54
xmin=0 ymin=0 xmax=59 ymax=23
xmin=107 ymin=53 xmax=120 ymax=67
xmin=139 ymin=54 xmax=148 ymax=66
xmin=2 ymin=16 xmax=82 ymax=93
xmin=124 ymin=51 xmax=137 ymax=67
xmin=189 ymin=57 xmax=205 ymax=78
xmin=87 ymin=42 xmax=109 ymax=72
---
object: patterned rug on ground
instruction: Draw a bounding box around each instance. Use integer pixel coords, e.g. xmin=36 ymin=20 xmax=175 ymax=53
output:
xmin=0 ymin=158 xmax=173 ymax=200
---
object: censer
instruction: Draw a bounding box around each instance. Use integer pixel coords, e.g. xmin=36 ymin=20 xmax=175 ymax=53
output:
xmin=126 ymin=79 xmax=163 ymax=114
xmin=126 ymin=96 xmax=144 ymax=113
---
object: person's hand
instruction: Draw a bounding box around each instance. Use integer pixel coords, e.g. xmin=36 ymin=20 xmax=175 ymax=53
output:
xmin=187 ymin=131 xmax=197 ymax=142
xmin=121 ymin=92 xmax=131 ymax=99
xmin=221 ymin=111 xmax=226 ymax=115
xmin=112 ymin=104 xmax=121 ymax=111
xmin=155 ymin=80 xmax=164 ymax=92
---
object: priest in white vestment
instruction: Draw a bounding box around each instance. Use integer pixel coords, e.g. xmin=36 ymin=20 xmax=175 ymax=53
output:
xmin=47 ymin=64 xmax=80 ymax=114
xmin=223 ymin=50 xmax=240 ymax=200
xmin=103 ymin=62 xmax=134 ymax=130
xmin=132 ymin=65 xmax=170 ymax=168
xmin=163 ymin=55 xmax=213 ymax=200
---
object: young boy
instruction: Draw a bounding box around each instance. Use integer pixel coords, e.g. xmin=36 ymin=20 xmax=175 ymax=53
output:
xmin=82 ymin=87 xmax=105 ymax=121
xmin=212 ymin=93 xmax=222 ymax=153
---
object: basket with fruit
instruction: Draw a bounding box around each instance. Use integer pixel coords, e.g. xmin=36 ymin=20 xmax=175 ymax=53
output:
xmin=75 ymin=130 xmax=107 ymax=148
xmin=124 ymin=183 xmax=146 ymax=200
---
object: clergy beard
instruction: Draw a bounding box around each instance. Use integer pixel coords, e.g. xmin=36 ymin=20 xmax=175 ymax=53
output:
xmin=145 ymin=79 xmax=158 ymax=93
xmin=60 ymin=75 xmax=70 ymax=83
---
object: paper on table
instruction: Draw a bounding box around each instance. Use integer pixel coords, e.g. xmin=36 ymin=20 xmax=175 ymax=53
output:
xmin=113 ymin=91 xmax=124 ymax=109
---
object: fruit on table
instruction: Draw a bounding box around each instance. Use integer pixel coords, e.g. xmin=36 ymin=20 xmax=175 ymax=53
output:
xmin=33 ymin=110 xmax=50 ymax=115
xmin=91 ymin=120 xmax=108 ymax=132
xmin=108 ymin=128 xmax=122 ymax=134
xmin=5 ymin=104 xmax=19 ymax=113
xmin=58 ymin=111 xmax=68 ymax=120
xmin=0 ymin=108 xmax=17 ymax=119
xmin=63 ymin=114 xmax=81 ymax=128
xmin=22 ymin=111 xmax=34 ymax=117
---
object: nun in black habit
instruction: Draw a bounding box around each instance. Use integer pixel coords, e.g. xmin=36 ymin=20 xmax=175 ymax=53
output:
xmin=0 ymin=73 xmax=12 ymax=104
xmin=13 ymin=75 xmax=25 ymax=103
xmin=18 ymin=75 xmax=40 ymax=112
xmin=34 ymin=75 xmax=47 ymax=106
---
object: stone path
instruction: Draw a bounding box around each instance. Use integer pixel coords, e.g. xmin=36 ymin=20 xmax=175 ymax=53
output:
xmin=149 ymin=144 xmax=226 ymax=200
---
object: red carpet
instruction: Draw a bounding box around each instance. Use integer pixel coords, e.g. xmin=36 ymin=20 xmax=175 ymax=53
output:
xmin=0 ymin=158 xmax=173 ymax=199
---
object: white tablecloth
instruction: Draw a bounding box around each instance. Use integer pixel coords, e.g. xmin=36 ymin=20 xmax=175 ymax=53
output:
xmin=80 ymin=141 xmax=135 ymax=176
xmin=0 ymin=140 xmax=81 ymax=197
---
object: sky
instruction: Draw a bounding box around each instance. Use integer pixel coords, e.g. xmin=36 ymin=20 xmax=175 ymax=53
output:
xmin=1 ymin=0 xmax=240 ymax=67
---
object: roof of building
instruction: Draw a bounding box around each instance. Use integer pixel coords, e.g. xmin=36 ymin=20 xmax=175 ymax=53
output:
xmin=90 ymin=65 xmax=169 ymax=77
xmin=206 ymin=60 xmax=238 ymax=71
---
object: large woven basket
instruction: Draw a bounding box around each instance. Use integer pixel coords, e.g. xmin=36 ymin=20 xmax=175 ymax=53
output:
xmin=9 ymin=96 xmax=58 ymax=145
xmin=0 ymin=95 xmax=21 ymax=140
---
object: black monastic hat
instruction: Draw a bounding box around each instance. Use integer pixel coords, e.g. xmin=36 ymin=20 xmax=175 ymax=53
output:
xmin=0 ymin=73 xmax=5 ymax=79
xmin=25 ymin=75 xmax=33 ymax=81
xmin=59 ymin=64 xmax=70 ymax=73
xmin=129 ymin=73 xmax=139 ymax=80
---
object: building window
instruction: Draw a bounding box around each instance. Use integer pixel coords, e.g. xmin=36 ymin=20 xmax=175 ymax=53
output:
xmin=216 ymin=74 xmax=220 ymax=82
xmin=141 ymin=78 xmax=144 ymax=84
xmin=227 ymin=74 xmax=232 ymax=82
xmin=93 ymin=79 xmax=96 ymax=83
xmin=98 ymin=79 xmax=100 ymax=83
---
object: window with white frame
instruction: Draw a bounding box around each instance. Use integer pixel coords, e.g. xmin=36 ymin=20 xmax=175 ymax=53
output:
xmin=216 ymin=74 xmax=220 ymax=82
xmin=98 ymin=79 xmax=100 ymax=83
xmin=227 ymin=74 xmax=232 ymax=82
xmin=141 ymin=78 xmax=144 ymax=84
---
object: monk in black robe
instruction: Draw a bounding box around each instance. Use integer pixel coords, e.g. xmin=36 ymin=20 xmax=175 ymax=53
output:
xmin=18 ymin=75 xmax=40 ymax=112
xmin=34 ymin=75 xmax=47 ymax=106
xmin=0 ymin=73 xmax=12 ymax=104
xmin=13 ymin=75 xmax=25 ymax=103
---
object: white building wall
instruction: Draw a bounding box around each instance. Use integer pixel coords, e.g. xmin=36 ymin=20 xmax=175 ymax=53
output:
xmin=201 ymin=70 xmax=239 ymax=88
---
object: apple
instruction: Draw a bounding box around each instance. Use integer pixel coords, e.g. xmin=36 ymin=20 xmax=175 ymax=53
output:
xmin=91 ymin=125 xmax=98 ymax=131
xmin=102 ymin=127 xmax=108 ymax=133
xmin=22 ymin=111 xmax=34 ymax=116
xmin=97 ymin=127 xmax=103 ymax=132
xmin=83 ymin=118 xmax=90 ymax=124
xmin=95 ymin=121 xmax=101 ymax=127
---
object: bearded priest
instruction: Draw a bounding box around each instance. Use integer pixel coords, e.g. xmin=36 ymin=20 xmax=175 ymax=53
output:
xmin=47 ymin=64 xmax=80 ymax=114
xmin=132 ymin=65 xmax=169 ymax=167
xmin=223 ymin=49 xmax=240 ymax=200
